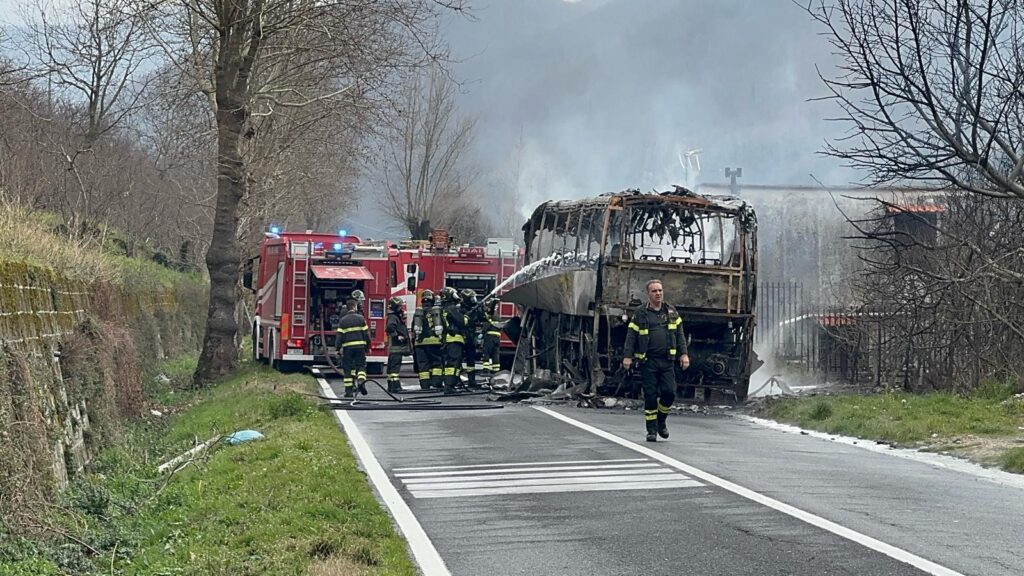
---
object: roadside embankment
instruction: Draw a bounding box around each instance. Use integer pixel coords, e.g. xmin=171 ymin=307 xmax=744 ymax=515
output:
xmin=753 ymin=386 xmax=1024 ymax=473
xmin=0 ymin=202 xmax=205 ymax=531
xmin=1 ymin=358 xmax=418 ymax=576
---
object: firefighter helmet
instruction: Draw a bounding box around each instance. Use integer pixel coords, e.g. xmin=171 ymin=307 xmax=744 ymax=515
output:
xmin=388 ymin=296 xmax=405 ymax=312
xmin=459 ymin=288 xmax=477 ymax=305
xmin=440 ymin=286 xmax=459 ymax=304
xmin=351 ymin=289 xmax=365 ymax=302
xmin=484 ymin=298 xmax=498 ymax=315
xmin=420 ymin=289 xmax=435 ymax=307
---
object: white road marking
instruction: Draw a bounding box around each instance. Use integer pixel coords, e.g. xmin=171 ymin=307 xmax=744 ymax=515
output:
xmin=396 ymin=458 xmax=703 ymax=499
xmin=403 ymin=472 xmax=688 ymax=491
xmin=312 ymin=369 xmax=450 ymax=576
xmin=411 ymin=479 xmax=702 ymax=499
xmin=535 ymin=406 xmax=966 ymax=576
xmin=400 ymin=467 xmax=677 ymax=484
xmin=393 ymin=458 xmax=647 ymax=472
xmin=394 ymin=462 xmax=660 ymax=478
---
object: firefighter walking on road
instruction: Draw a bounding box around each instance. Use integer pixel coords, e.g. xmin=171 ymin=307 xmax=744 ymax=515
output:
xmin=622 ymin=279 xmax=690 ymax=442
xmin=412 ymin=290 xmax=444 ymax=390
xmin=337 ymin=291 xmax=371 ymax=398
xmin=480 ymin=298 xmax=502 ymax=379
xmin=385 ymin=297 xmax=411 ymax=393
xmin=440 ymin=287 xmax=467 ymax=395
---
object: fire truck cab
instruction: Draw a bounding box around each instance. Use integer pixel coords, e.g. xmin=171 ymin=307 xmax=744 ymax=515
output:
xmin=246 ymin=230 xmax=419 ymax=372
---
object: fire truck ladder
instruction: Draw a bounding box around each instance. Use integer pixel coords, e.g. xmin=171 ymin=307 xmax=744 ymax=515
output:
xmin=291 ymin=242 xmax=309 ymax=330
xmin=499 ymin=249 xmax=517 ymax=288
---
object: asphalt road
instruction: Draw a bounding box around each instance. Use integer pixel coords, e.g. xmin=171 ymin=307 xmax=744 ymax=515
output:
xmin=315 ymin=372 xmax=1024 ymax=576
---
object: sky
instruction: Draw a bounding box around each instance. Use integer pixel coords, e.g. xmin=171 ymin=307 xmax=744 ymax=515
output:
xmin=1 ymin=0 xmax=861 ymax=238
xmin=440 ymin=0 xmax=858 ymax=218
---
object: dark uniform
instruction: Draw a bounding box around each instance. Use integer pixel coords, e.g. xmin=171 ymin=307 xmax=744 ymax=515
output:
xmin=441 ymin=288 xmax=468 ymax=394
xmin=336 ymin=307 xmax=370 ymax=397
xmin=413 ymin=293 xmax=444 ymax=390
xmin=623 ymin=304 xmax=687 ymax=439
xmin=460 ymin=289 xmax=480 ymax=388
xmin=480 ymin=300 xmax=502 ymax=376
xmin=385 ymin=300 xmax=411 ymax=393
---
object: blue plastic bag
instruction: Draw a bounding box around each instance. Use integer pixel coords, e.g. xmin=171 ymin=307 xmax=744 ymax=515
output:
xmin=225 ymin=430 xmax=264 ymax=445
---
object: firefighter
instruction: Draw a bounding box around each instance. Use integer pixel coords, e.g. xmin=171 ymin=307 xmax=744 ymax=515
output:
xmin=622 ymin=279 xmax=690 ymax=442
xmin=480 ymin=298 xmax=502 ymax=378
xmin=439 ymin=286 xmax=467 ymax=395
xmin=459 ymin=288 xmax=481 ymax=388
xmin=385 ymin=296 xmax=411 ymax=393
xmin=412 ymin=290 xmax=444 ymax=390
xmin=336 ymin=290 xmax=371 ymax=398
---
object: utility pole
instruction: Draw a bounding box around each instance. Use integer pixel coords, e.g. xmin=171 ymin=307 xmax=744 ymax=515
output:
xmin=725 ymin=167 xmax=743 ymax=197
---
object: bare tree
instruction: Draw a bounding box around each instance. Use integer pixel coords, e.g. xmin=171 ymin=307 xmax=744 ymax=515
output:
xmin=808 ymin=0 xmax=1024 ymax=199
xmin=143 ymin=0 xmax=467 ymax=384
xmin=377 ymin=66 xmax=478 ymax=239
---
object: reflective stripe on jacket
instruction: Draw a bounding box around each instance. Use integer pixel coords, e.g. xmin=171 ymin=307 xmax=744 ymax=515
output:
xmin=622 ymin=304 xmax=687 ymax=360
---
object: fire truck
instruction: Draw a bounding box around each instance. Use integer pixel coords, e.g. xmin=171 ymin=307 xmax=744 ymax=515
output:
xmin=245 ymin=229 xmax=419 ymax=372
xmin=401 ymin=229 xmax=522 ymax=366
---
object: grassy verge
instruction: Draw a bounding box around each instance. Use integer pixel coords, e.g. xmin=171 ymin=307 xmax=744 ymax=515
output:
xmin=756 ymin=388 xmax=1024 ymax=472
xmin=0 ymin=357 xmax=417 ymax=576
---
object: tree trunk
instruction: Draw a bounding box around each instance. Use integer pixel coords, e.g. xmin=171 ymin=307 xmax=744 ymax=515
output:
xmin=410 ymin=219 xmax=431 ymax=240
xmin=194 ymin=97 xmax=247 ymax=385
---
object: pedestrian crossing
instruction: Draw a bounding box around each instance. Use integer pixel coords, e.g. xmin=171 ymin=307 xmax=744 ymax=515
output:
xmin=393 ymin=458 xmax=703 ymax=499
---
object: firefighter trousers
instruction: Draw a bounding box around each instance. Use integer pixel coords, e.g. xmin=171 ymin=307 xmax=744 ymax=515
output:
xmin=640 ymin=356 xmax=675 ymax=433
xmin=415 ymin=344 xmax=443 ymax=390
xmin=443 ymin=341 xmax=464 ymax=392
xmin=386 ymin=349 xmax=406 ymax=392
xmin=341 ymin=347 xmax=367 ymax=395
xmin=481 ymin=334 xmax=501 ymax=374
xmin=462 ymin=339 xmax=478 ymax=387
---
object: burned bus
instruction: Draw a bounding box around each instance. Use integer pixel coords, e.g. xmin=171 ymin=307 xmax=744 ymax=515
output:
xmin=502 ymin=186 xmax=758 ymax=402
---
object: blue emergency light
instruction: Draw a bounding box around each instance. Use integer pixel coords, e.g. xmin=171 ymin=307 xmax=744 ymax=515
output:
xmin=339 ymin=229 xmax=347 ymax=237
xmin=269 ymin=226 xmax=281 ymax=234
xmin=332 ymin=243 xmax=343 ymax=251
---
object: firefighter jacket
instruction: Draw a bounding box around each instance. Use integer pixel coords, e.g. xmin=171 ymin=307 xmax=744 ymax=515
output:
xmin=442 ymin=303 xmax=468 ymax=344
xmin=413 ymin=306 xmax=442 ymax=346
xmin=462 ymin=304 xmax=483 ymax=341
xmin=386 ymin=311 xmax=411 ymax=353
xmin=482 ymin=308 xmax=502 ymax=338
xmin=623 ymin=304 xmax=687 ymax=361
xmin=336 ymin=310 xmax=370 ymax=350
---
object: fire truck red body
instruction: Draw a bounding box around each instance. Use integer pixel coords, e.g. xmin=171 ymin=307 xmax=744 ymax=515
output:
xmin=247 ymin=231 xmax=419 ymax=372
xmin=246 ymin=228 xmax=522 ymax=373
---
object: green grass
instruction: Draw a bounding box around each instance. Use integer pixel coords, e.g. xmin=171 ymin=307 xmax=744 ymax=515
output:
xmin=1 ymin=357 xmax=417 ymax=576
xmin=761 ymin=392 xmax=1023 ymax=444
xmin=1002 ymin=447 xmax=1024 ymax=474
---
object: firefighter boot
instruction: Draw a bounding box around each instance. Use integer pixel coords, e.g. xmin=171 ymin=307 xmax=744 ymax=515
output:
xmin=646 ymin=419 xmax=658 ymax=443
xmin=466 ymin=369 xmax=477 ymax=389
xmin=389 ymin=379 xmax=403 ymax=393
xmin=343 ymin=386 xmax=355 ymax=398
xmin=357 ymin=377 xmax=368 ymax=396
xmin=443 ymin=375 xmax=457 ymax=395
xmin=657 ymin=413 xmax=670 ymax=439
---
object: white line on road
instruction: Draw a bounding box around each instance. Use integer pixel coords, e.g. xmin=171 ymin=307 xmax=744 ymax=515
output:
xmin=410 ymin=479 xmax=702 ymax=499
xmin=392 ymin=458 xmax=647 ymax=472
xmin=394 ymin=462 xmax=660 ymax=478
xmin=399 ymin=467 xmax=679 ymax=484
xmin=535 ymin=406 xmax=966 ymax=576
xmin=403 ymin=472 xmax=688 ymax=491
xmin=313 ymin=370 xmax=450 ymax=576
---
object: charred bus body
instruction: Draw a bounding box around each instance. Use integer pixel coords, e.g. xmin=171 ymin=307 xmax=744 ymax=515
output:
xmin=503 ymin=186 xmax=758 ymax=402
